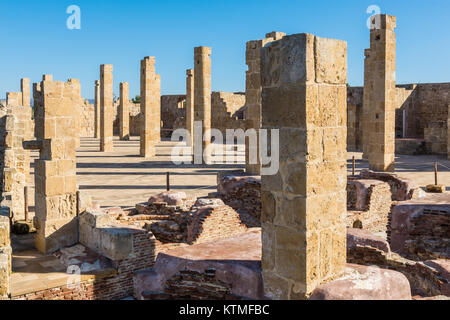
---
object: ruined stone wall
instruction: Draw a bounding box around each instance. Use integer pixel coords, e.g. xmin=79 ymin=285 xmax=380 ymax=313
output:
xmin=350 ymin=83 xmax=450 ymax=154
xmin=0 ymin=106 xmax=33 ymax=221
xmin=186 ymin=205 xmax=248 ymax=245
xmin=79 ymin=209 xmax=184 ymax=299
xmin=211 ymin=92 xmax=248 ymax=135
xmin=79 ymin=99 xmax=95 ymax=138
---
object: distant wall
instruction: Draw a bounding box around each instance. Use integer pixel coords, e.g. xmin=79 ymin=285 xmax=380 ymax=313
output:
xmin=348 ymin=83 xmax=450 ymax=155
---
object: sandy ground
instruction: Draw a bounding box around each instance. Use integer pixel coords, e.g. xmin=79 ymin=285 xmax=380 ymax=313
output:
xmin=24 ymin=136 xmax=449 ymax=214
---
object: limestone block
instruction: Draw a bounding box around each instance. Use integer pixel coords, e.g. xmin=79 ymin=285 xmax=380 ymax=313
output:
xmin=310 ymin=264 xmax=411 ymax=300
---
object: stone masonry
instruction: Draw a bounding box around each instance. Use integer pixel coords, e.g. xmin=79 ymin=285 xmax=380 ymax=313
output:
xmin=100 ymin=64 xmax=114 ymax=152
xmin=448 ymin=105 xmax=450 ymax=160
xmin=140 ymin=57 xmax=161 ymax=158
xmin=94 ymin=80 xmax=100 ymax=139
xmin=245 ymin=31 xmax=285 ymax=175
xmin=186 ymin=69 xmax=194 ymax=147
xmin=261 ymin=33 xmax=348 ymax=299
xmin=21 ymin=78 xmax=30 ymax=108
xmin=0 ymin=208 xmax=11 ymax=300
xmin=0 ymin=106 xmax=33 ymax=221
xmin=364 ymin=15 xmax=397 ymax=172
xmin=31 ymin=77 xmax=79 ymax=254
xmin=119 ymin=82 xmax=130 ymax=141
xmin=194 ymin=47 xmax=212 ymax=164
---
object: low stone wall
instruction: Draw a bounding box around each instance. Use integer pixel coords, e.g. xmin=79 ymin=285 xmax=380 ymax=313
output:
xmin=186 ymin=204 xmax=248 ymax=245
xmin=360 ymin=169 xmax=424 ymax=201
xmin=396 ymin=138 xmax=428 ymax=155
xmin=79 ymin=209 xmax=165 ymax=299
xmin=216 ymin=171 xmax=261 ymax=227
xmin=347 ymin=179 xmax=392 ymax=233
xmin=134 ymin=230 xmax=263 ymax=300
xmin=389 ymin=197 xmax=449 ymax=260
xmin=347 ymin=228 xmax=449 ymax=297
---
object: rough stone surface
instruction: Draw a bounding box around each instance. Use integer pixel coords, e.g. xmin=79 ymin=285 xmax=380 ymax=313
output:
xmin=310 ymin=264 xmax=412 ymax=300
xmin=32 ymin=76 xmax=79 ymax=254
xmin=261 ymin=33 xmax=348 ymax=299
xmin=134 ymin=229 xmax=263 ymax=300
xmin=363 ymin=15 xmax=397 ymax=172
xmin=389 ymin=194 xmax=450 ymax=260
xmin=347 ymin=179 xmax=392 ymax=234
xmin=140 ymin=57 xmax=161 ymax=158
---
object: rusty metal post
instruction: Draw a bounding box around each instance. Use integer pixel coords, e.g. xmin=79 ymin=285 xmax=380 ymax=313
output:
xmin=166 ymin=172 xmax=170 ymax=191
xmin=435 ymin=162 xmax=438 ymax=185
xmin=24 ymin=186 xmax=29 ymax=221
xmin=352 ymin=156 xmax=356 ymax=176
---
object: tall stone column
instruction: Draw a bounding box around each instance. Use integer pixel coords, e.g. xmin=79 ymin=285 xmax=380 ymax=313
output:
xmin=21 ymin=78 xmax=30 ymax=108
xmin=261 ymin=34 xmax=348 ymax=300
xmin=362 ymin=49 xmax=372 ymax=159
xmin=193 ymin=47 xmax=212 ymax=164
xmin=100 ymin=65 xmax=114 ymax=152
xmin=366 ymin=15 xmax=397 ymax=172
xmin=186 ymin=69 xmax=194 ymax=147
xmin=245 ymin=32 xmax=285 ymax=175
xmin=447 ymin=105 xmax=450 ymax=160
xmin=94 ymin=80 xmax=101 ymax=139
xmin=31 ymin=78 xmax=79 ymax=254
xmin=140 ymin=57 xmax=161 ymax=158
xmin=119 ymin=82 xmax=130 ymax=140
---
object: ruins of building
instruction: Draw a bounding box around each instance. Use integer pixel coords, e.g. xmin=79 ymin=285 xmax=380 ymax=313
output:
xmin=0 ymin=13 xmax=448 ymax=302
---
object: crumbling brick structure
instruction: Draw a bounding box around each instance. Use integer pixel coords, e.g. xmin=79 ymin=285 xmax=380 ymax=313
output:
xmin=245 ymin=32 xmax=285 ymax=175
xmin=363 ymin=15 xmax=397 ymax=172
xmin=100 ymin=64 xmax=114 ymax=152
xmin=261 ymin=33 xmax=348 ymax=299
xmin=186 ymin=204 xmax=248 ymax=245
xmin=30 ymin=77 xmax=79 ymax=254
xmin=140 ymin=56 xmax=161 ymax=158
xmin=193 ymin=47 xmax=212 ymax=164
xmin=119 ymin=82 xmax=130 ymax=140
xmin=347 ymin=179 xmax=392 ymax=234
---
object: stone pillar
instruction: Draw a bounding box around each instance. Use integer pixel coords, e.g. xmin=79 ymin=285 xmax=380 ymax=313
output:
xmin=31 ymin=78 xmax=79 ymax=254
xmin=261 ymin=33 xmax=348 ymax=300
xmin=366 ymin=15 xmax=397 ymax=172
xmin=94 ymin=80 xmax=101 ymax=139
xmin=140 ymin=57 xmax=161 ymax=158
xmin=119 ymin=82 xmax=130 ymax=141
xmin=447 ymin=105 xmax=450 ymax=160
xmin=245 ymin=32 xmax=285 ymax=175
xmin=186 ymin=69 xmax=194 ymax=147
xmin=362 ymin=49 xmax=372 ymax=159
xmin=100 ymin=65 xmax=114 ymax=152
xmin=0 ymin=208 xmax=11 ymax=300
xmin=194 ymin=47 xmax=212 ymax=164
xmin=21 ymin=78 xmax=30 ymax=108
xmin=0 ymin=106 xmax=33 ymax=221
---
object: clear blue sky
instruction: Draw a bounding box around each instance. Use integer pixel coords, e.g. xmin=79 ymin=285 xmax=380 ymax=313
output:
xmin=1 ymin=0 xmax=449 ymax=99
